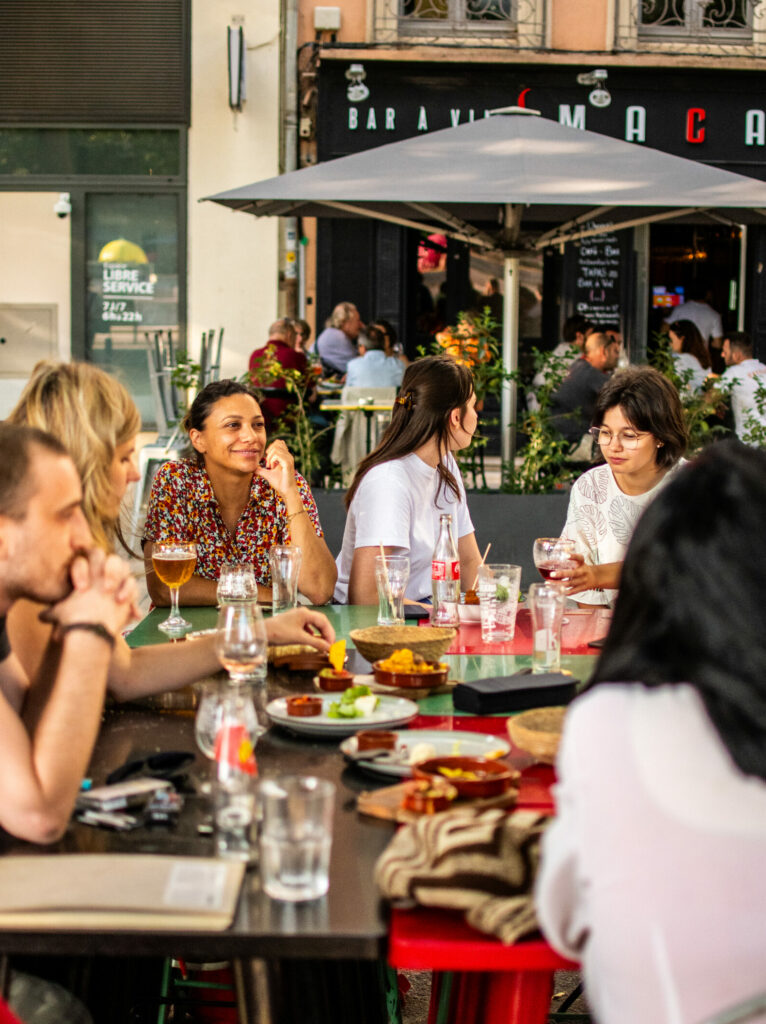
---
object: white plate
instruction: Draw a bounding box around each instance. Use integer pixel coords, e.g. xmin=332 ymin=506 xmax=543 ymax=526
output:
xmin=340 ymin=728 xmax=511 ymax=779
xmin=266 ymin=694 xmax=419 ymax=738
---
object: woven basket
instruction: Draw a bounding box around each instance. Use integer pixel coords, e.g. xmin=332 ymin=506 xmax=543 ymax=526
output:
xmin=506 ymin=706 xmax=567 ymax=765
xmin=349 ymin=625 xmax=456 ymax=664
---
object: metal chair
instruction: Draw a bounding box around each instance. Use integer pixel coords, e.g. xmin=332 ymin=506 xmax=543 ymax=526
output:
xmin=199 ymin=327 xmax=224 ymax=388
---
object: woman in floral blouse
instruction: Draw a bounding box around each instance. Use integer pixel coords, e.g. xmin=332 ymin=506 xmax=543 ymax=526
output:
xmin=143 ymin=379 xmax=337 ymax=606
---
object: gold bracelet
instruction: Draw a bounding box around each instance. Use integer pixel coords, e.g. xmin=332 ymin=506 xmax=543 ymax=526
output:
xmin=286 ymin=508 xmax=308 ymax=523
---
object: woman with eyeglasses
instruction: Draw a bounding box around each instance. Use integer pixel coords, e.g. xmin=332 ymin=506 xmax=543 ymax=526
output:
xmin=553 ymin=366 xmax=688 ymax=606
xmin=536 ymin=441 xmax=766 ymax=1022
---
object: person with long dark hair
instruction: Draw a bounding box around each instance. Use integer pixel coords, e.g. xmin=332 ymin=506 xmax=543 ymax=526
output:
xmin=334 ymin=355 xmax=482 ymax=604
xmin=143 ymin=379 xmax=337 ymax=606
xmin=667 ymin=317 xmax=711 ymax=392
xmin=555 ymin=366 xmax=688 ymax=605
xmin=536 ymin=440 xmax=766 ymax=1023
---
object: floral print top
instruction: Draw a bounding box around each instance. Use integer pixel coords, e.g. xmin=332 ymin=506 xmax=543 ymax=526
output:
xmin=143 ymin=459 xmax=323 ymax=585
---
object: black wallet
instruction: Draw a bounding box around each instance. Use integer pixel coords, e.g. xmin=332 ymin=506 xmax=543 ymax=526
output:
xmin=452 ymin=671 xmax=578 ymax=715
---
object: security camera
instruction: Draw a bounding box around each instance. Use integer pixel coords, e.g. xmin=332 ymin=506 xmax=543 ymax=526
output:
xmin=53 ymin=193 xmax=72 ymax=218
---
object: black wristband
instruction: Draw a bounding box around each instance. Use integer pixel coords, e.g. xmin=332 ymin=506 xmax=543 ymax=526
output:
xmin=59 ymin=622 xmax=116 ymax=649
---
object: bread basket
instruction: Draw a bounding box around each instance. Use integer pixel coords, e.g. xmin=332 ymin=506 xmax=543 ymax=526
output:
xmin=506 ymin=706 xmax=566 ymax=764
xmin=349 ymin=625 xmax=456 ymax=664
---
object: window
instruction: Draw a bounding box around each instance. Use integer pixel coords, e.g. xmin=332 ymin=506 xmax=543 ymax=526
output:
xmin=401 ymin=0 xmax=513 ymax=24
xmin=639 ymin=0 xmax=750 ymax=36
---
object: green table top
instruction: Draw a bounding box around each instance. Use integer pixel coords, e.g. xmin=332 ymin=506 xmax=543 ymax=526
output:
xmin=128 ymin=604 xmax=596 ymax=717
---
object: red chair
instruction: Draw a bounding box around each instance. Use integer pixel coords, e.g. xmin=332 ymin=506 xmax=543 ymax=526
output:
xmin=389 ymin=907 xmax=578 ymax=1024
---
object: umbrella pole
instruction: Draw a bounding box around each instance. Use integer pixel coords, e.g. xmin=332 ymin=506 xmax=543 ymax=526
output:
xmin=501 ymin=253 xmax=520 ymax=467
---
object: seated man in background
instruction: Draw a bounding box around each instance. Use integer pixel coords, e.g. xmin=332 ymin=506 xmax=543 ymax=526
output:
xmin=549 ymin=332 xmax=619 ymax=460
xmin=0 ymin=424 xmax=137 ymax=844
xmin=313 ymin=301 xmax=364 ymax=377
xmin=721 ymin=330 xmax=766 ymax=443
xmin=346 ymin=323 xmax=405 ymax=388
xmin=528 ymin=313 xmax=593 ymax=410
xmin=248 ymin=317 xmax=308 ymax=428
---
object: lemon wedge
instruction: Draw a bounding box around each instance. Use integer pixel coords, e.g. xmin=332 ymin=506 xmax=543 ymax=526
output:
xmin=328 ymin=639 xmax=346 ymax=673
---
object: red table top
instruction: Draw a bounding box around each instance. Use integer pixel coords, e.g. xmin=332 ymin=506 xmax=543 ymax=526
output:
xmin=443 ymin=606 xmax=611 ymax=656
xmin=388 ymin=907 xmax=577 ymax=972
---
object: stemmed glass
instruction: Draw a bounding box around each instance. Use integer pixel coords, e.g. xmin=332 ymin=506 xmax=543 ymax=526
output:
xmin=152 ymin=541 xmax=197 ymax=636
xmin=533 ymin=537 xmax=576 ymax=623
xmin=214 ymin=603 xmax=268 ymax=685
xmin=533 ymin=537 xmax=577 ymax=581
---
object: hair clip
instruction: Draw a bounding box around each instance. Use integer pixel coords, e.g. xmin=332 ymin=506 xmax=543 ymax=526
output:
xmin=395 ymin=392 xmax=414 ymax=410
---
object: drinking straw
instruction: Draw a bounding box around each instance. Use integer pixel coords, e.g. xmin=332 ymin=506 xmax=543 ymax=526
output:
xmin=379 ymin=543 xmax=395 ymax=615
xmin=471 ymin=542 xmax=492 ymax=591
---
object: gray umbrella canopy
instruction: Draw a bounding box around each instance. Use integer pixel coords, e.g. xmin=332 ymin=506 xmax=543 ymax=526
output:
xmin=205 ymin=110 xmax=766 ymax=459
xmin=205 ymin=109 xmax=766 ymax=250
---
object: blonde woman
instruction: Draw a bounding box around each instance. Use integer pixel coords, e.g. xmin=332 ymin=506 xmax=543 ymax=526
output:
xmin=7 ymin=362 xmax=334 ymax=700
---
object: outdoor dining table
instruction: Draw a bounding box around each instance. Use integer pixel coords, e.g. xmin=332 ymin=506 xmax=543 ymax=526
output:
xmin=0 ymin=604 xmax=598 ymax=1023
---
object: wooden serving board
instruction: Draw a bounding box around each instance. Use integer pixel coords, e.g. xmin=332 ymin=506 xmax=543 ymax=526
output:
xmin=357 ymin=782 xmax=519 ymax=823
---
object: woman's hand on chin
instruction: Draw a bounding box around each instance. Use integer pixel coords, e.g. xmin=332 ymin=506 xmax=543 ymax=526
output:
xmin=257 ymin=439 xmax=298 ymax=498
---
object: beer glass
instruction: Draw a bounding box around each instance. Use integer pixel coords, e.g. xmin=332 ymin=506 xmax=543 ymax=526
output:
xmin=152 ymin=541 xmax=197 ymax=636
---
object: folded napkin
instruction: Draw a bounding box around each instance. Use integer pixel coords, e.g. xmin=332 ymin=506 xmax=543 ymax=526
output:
xmin=374 ymin=807 xmax=549 ymax=945
xmin=452 ymin=672 xmax=577 ymax=714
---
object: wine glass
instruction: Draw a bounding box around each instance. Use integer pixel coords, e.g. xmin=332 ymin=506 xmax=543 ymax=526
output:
xmin=533 ymin=537 xmax=577 ymax=581
xmin=533 ymin=537 xmax=576 ymax=624
xmin=215 ymin=603 xmax=268 ymax=685
xmin=152 ymin=541 xmax=197 ymax=636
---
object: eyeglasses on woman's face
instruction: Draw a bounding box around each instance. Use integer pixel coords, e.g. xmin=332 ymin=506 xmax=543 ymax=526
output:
xmin=588 ymin=426 xmax=651 ymax=451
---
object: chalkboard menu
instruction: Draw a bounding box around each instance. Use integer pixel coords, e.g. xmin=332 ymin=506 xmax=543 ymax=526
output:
xmin=564 ymin=225 xmax=628 ymax=329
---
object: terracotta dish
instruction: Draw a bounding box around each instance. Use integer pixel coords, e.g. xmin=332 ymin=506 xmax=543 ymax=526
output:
xmin=372 ymin=659 xmax=449 ymax=690
xmin=414 ymin=756 xmax=518 ymax=798
xmin=315 ymin=668 xmax=354 ymax=692
xmin=355 ymin=729 xmax=397 ymax=751
xmin=286 ymin=695 xmax=323 ymax=717
xmin=401 ymin=777 xmax=458 ymax=814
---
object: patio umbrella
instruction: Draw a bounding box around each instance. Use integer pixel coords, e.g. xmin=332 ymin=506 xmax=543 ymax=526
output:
xmin=205 ymin=108 xmax=766 ymax=459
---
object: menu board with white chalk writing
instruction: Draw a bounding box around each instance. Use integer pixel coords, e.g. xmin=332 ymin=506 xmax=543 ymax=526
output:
xmin=565 ymin=227 xmax=627 ymax=329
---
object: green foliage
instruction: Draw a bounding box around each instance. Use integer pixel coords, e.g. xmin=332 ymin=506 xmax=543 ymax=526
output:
xmin=501 ymin=346 xmax=579 ymax=494
xmin=169 ymin=352 xmax=202 ymax=420
xmin=741 ymin=374 xmax=766 ymax=448
xmin=648 ymin=333 xmax=730 ymax=454
xmin=247 ymin=346 xmax=331 ymax=482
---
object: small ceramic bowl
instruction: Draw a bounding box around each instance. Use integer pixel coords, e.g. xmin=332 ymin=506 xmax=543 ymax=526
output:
xmin=286 ymin=695 xmax=323 ymax=717
xmin=400 ymin=777 xmax=458 ymax=814
xmin=356 ymin=729 xmax=397 ymax=751
xmin=372 ymin=659 xmax=449 ymax=690
xmin=413 ymin=756 xmax=517 ymax=798
xmin=315 ymin=668 xmax=354 ymax=692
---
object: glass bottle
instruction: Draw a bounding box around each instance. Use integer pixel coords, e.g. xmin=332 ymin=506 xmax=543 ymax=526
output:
xmin=431 ymin=513 xmax=460 ymax=627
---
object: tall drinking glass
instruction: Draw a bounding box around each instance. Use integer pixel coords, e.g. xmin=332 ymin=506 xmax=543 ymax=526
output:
xmin=375 ymin=554 xmax=409 ymax=626
xmin=477 ymin=564 xmax=521 ymax=642
xmin=528 ymin=582 xmax=567 ymax=673
xmin=217 ymin=562 xmax=258 ymax=605
xmin=152 ymin=541 xmax=197 ymax=636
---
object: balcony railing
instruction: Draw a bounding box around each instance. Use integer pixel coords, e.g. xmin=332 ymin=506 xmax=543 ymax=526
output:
xmin=616 ymin=0 xmax=766 ymax=53
xmin=372 ymin=0 xmax=545 ymax=46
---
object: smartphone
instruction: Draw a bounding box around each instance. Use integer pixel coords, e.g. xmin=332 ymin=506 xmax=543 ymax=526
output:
xmin=75 ymin=777 xmax=172 ymax=812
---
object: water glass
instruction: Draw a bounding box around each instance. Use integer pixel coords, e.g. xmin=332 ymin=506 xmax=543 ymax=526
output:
xmin=528 ymin=582 xmax=567 ymax=673
xmin=375 ymin=554 xmax=409 ymax=626
xmin=269 ymin=545 xmax=302 ymax=613
xmin=217 ymin=562 xmax=258 ymax=605
xmin=477 ymin=564 xmax=521 ymax=642
xmin=259 ymin=776 xmax=335 ymax=902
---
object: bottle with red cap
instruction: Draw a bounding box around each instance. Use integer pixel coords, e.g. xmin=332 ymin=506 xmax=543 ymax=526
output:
xmin=431 ymin=513 xmax=460 ymax=627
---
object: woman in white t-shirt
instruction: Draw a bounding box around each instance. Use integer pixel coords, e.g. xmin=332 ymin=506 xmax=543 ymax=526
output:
xmin=668 ymin=318 xmax=711 ymax=393
xmin=554 ymin=366 xmax=688 ymax=605
xmin=536 ymin=441 xmax=766 ymax=1024
xmin=334 ymin=355 xmax=482 ymax=604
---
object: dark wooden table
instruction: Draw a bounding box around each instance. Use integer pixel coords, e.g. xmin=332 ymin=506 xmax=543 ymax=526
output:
xmin=0 ymin=680 xmax=394 ymax=964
